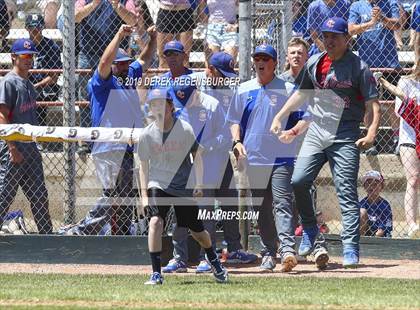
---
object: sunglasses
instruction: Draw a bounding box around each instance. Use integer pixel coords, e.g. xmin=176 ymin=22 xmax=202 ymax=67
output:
xmin=18 ymin=54 xmax=35 ymax=60
xmin=112 ymin=60 xmax=131 ymax=65
xmin=164 ymin=51 xmax=182 ymax=57
xmin=253 ymin=56 xmax=271 ymax=62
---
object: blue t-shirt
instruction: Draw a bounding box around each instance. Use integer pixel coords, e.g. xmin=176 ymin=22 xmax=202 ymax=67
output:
xmin=293 ymin=14 xmax=311 ymax=40
xmin=88 ymin=61 xmax=144 ymax=154
xmin=30 ymin=36 xmax=62 ymax=97
xmin=79 ymin=0 xmax=127 ymax=58
xmin=349 ymin=0 xmax=400 ymax=69
xmin=412 ymin=2 xmax=420 ymax=31
xmin=360 ymin=197 xmax=393 ymax=237
xmin=227 ymin=77 xmax=303 ymax=166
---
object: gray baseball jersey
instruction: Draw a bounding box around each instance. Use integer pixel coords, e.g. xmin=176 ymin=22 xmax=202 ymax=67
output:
xmin=296 ymin=50 xmax=378 ymax=140
xmin=138 ymin=118 xmax=199 ymax=197
xmin=0 ymin=71 xmax=38 ymax=125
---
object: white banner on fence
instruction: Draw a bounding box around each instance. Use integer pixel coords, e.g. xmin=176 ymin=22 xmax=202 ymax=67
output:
xmin=0 ymin=124 xmax=143 ymax=144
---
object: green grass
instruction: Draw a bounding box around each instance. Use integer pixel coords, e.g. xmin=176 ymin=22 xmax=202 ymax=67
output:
xmin=0 ymin=274 xmax=418 ymax=309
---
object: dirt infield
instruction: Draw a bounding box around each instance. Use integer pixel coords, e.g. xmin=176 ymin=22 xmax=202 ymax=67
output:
xmin=0 ymin=257 xmax=418 ymax=280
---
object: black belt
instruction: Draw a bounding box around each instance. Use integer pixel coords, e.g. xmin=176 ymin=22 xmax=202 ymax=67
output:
xmin=400 ymin=143 xmax=416 ymax=149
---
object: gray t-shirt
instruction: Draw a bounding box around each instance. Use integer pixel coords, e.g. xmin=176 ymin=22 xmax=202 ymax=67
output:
xmin=138 ymin=118 xmax=199 ymax=197
xmin=296 ymin=50 xmax=378 ymax=141
xmin=0 ymin=71 xmax=38 ymax=125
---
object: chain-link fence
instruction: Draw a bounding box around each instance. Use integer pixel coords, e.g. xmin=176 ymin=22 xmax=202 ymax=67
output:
xmin=0 ymin=0 xmax=419 ymax=241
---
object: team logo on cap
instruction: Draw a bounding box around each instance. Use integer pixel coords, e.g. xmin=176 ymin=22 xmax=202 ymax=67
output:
xmin=326 ymin=19 xmax=335 ymax=28
xmin=32 ymin=15 xmax=38 ymax=21
xmin=199 ymin=109 xmax=207 ymax=122
xmin=23 ymin=41 xmax=32 ymax=49
xmin=259 ymin=45 xmax=268 ymax=50
xmin=270 ymin=95 xmax=277 ymax=106
xmin=176 ymin=90 xmax=185 ymax=99
xmin=229 ymin=60 xmax=234 ymax=69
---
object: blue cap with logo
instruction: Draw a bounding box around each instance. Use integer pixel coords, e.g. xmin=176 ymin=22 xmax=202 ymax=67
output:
xmin=113 ymin=48 xmax=132 ymax=63
xmin=25 ymin=14 xmax=45 ymax=28
xmin=172 ymin=76 xmax=196 ymax=106
xmin=252 ymin=44 xmax=277 ymax=60
xmin=209 ymin=52 xmax=237 ymax=78
xmin=11 ymin=39 xmax=38 ymax=55
xmin=163 ymin=40 xmax=185 ymax=54
xmin=146 ymin=88 xmax=172 ymax=103
xmin=321 ymin=17 xmax=348 ymax=34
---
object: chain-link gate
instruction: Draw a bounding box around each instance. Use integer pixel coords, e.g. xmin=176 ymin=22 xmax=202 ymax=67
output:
xmin=0 ymin=0 xmax=418 ymax=241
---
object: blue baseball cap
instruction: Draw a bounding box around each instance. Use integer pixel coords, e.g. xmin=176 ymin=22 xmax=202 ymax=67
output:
xmin=11 ymin=39 xmax=38 ymax=55
xmin=321 ymin=17 xmax=348 ymax=34
xmin=172 ymin=76 xmax=196 ymax=106
xmin=209 ymin=52 xmax=237 ymax=78
xmin=146 ymin=88 xmax=172 ymax=103
xmin=252 ymin=44 xmax=277 ymax=60
xmin=163 ymin=41 xmax=184 ymax=55
xmin=113 ymin=48 xmax=132 ymax=63
xmin=25 ymin=14 xmax=45 ymax=28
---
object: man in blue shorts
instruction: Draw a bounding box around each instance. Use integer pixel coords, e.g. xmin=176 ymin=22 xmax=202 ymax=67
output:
xmin=271 ymin=17 xmax=381 ymax=268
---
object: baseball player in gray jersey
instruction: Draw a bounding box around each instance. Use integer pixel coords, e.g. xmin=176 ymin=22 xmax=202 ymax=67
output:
xmin=270 ymin=17 xmax=381 ymax=268
xmin=0 ymin=39 xmax=52 ymax=234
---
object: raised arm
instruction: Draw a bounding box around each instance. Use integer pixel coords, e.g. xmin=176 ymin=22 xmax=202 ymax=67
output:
xmin=75 ymin=0 xmax=101 ymax=24
xmin=98 ymin=24 xmax=133 ymax=80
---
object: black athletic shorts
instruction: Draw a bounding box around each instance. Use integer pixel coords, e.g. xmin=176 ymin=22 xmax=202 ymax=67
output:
xmin=147 ymin=187 xmax=204 ymax=232
xmin=156 ymin=8 xmax=196 ymax=33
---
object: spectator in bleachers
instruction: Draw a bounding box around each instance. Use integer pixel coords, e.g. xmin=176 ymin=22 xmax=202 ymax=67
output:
xmin=0 ymin=0 xmax=16 ymax=53
xmin=307 ymin=0 xmax=351 ymax=55
xmin=412 ymin=1 xmax=419 ymax=67
xmin=348 ymin=0 xmax=400 ymax=69
xmin=292 ymin=0 xmax=310 ymax=39
xmin=205 ymin=0 xmax=239 ymax=60
xmin=74 ymin=0 xmax=137 ymax=155
xmin=128 ymin=0 xmax=155 ymax=58
xmin=25 ymin=13 xmax=62 ymax=128
xmin=17 ymin=0 xmax=60 ymax=29
xmin=394 ymin=0 xmax=417 ymax=50
xmin=348 ymin=0 xmax=401 ymax=155
xmin=0 ymin=38 xmax=53 ymax=234
xmin=360 ymin=170 xmax=393 ymax=237
xmin=155 ymin=0 xmax=207 ymax=68
xmin=150 ymin=41 xmax=193 ymax=94
xmin=395 ymin=61 xmax=419 ymax=238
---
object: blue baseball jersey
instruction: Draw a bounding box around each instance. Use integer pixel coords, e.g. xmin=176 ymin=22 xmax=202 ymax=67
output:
xmin=227 ymin=77 xmax=303 ymax=166
xmin=174 ymin=92 xmax=225 ymax=186
xmin=349 ymin=0 xmax=400 ymax=69
xmin=88 ymin=60 xmax=144 ymax=154
xmin=187 ymin=71 xmax=237 ymax=186
xmin=360 ymin=197 xmax=393 ymax=237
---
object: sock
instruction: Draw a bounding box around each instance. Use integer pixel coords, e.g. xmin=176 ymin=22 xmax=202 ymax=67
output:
xmin=204 ymin=247 xmax=223 ymax=273
xmin=150 ymin=252 xmax=161 ymax=274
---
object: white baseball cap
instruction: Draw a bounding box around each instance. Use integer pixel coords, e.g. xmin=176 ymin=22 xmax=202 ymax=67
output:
xmin=362 ymin=170 xmax=384 ymax=185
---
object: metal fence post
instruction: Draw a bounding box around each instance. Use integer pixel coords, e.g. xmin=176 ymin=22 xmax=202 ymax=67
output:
xmin=238 ymin=0 xmax=252 ymax=250
xmin=62 ymin=1 xmax=76 ymax=225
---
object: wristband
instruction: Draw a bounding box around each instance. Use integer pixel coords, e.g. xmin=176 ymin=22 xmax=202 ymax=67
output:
xmin=290 ymin=128 xmax=298 ymax=136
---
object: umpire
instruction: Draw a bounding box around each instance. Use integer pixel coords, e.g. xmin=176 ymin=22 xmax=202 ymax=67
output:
xmin=0 ymin=39 xmax=53 ymax=234
xmin=271 ymin=17 xmax=381 ymax=268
